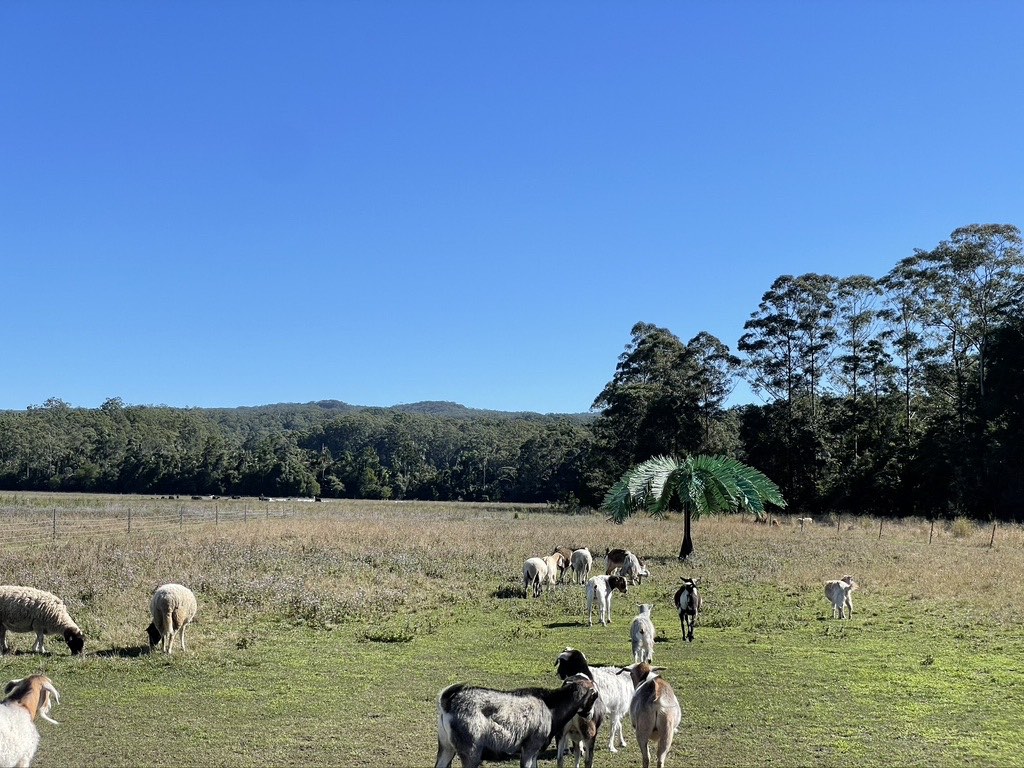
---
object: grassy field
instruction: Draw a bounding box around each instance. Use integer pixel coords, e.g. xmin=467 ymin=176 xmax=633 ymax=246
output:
xmin=1 ymin=493 xmax=1023 ymax=767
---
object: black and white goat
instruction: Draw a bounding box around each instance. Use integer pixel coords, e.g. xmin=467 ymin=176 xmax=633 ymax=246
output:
xmin=435 ymin=674 xmax=598 ymax=768
xmin=673 ymin=578 xmax=702 ymax=642
xmin=555 ymin=647 xmax=633 ymax=754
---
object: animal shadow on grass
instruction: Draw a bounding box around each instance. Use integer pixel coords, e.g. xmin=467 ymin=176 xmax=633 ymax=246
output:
xmin=492 ymin=585 xmax=527 ymax=599
xmin=482 ymin=747 xmax=558 ymax=763
xmin=545 ymin=621 xmax=582 ymax=629
xmin=95 ymin=645 xmax=150 ymax=659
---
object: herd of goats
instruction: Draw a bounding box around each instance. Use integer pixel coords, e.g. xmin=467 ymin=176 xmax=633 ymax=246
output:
xmin=0 ymin=545 xmax=858 ymax=768
xmin=438 ymin=546 xmax=859 ymax=768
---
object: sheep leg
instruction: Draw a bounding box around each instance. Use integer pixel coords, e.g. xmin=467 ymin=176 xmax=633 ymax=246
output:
xmin=434 ymin=738 xmax=456 ymax=768
xmin=33 ymin=631 xmax=47 ymax=653
xmin=0 ymin=626 xmax=8 ymax=654
xmin=180 ymin=625 xmax=188 ymax=652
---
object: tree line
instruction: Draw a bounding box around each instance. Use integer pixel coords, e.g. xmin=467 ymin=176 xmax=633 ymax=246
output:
xmin=1 ymin=223 xmax=1021 ymax=521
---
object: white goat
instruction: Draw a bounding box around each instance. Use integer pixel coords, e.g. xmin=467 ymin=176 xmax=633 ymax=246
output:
xmin=146 ymin=584 xmax=198 ymax=654
xmin=555 ymin=647 xmax=634 ymax=754
xmin=569 ymin=549 xmax=593 ymax=585
xmin=552 ymin=547 xmax=574 ymax=583
xmin=619 ymin=662 xmax=681 ymax=768
xmin=630 ymin=604 xmax=656 ymax=663
xmin=0 ymin=586 xmax=84 ymax=656
xmin=435 ymin=674 xmax=598 ymax=768
xmin=0 ymin=675 xmax=60 ymax=768
xmin=586 ymin=575 xmax=628 ymax=627
xmin=542 ymin=553 xmax=567 ymax=591
xmin=523 ymin=558 xmax=549 ymax=598
xmin=824 ymin=575 xmax=858 ymax=619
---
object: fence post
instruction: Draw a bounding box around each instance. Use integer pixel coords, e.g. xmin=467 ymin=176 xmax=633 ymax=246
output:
xmin=266 ymin=501 xmax=270 ymax=520
xmin=52 ymin=508 xmax=57 ymax=542
xmin=244 ymin=505 xmax=248 ymax=523
xmin=837 ymin=516 xmax=841 ymax=535
xmin=878 ymin=519 xmax=883 ymax=540
xmin=128 ymin=507 xmax=132 ymax=536
xmin=929 ymin=520 xmax=934 ymax=544
xmin=990 ymin=522 xmax=997 ymax=548
xmin=179 ymin=506 xmax=183 ymax=529
xmin=215 ymin=504 xmax=219 ymax=526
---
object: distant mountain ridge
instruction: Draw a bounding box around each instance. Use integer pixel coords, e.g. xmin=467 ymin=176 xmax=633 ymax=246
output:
xmin=230 ymin=399 xmax=593 ymax=421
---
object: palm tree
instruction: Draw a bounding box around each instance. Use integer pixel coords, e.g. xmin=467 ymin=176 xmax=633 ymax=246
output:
xmin=601 ymin=454 xmax=787 ymax=559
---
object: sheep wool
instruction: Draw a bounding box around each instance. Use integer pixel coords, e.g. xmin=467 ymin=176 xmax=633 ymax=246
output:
xmin=0 ymin=587 xmax=84 ymax=656
xmin=147 ymin=584 xmax=198 ymax=654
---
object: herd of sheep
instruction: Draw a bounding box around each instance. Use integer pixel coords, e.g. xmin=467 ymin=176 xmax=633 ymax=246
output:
xmin=0 ymin=542 xmax=859 ymax=768
xmin=0 ymin=582 xmax=196 ymax=767
xmin=437 ymin=546 xmax=859 ymax=768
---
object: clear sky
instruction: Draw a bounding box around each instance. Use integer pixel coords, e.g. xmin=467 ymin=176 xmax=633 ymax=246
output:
xmin=3 ymin=2 xmax=1022 ymax=414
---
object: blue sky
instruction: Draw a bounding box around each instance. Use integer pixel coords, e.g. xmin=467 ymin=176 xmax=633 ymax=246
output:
xmin=3 ymin=2 xmax=1022 ymax=414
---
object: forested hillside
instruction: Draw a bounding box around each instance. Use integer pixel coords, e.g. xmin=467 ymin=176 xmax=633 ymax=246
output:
xmin=1 ymin=224 xmax=1021 ymax=521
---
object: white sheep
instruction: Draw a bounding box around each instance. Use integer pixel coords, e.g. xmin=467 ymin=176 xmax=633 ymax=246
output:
xmin=435 ymin=674 xmax=598 ymax=768
xmin=630 ymin=604 xmax=656 ymax=663
xmin=523 ymin=558 xmax=549 ymax=598
xmin=619 ymin=662 xmax=681 ymax=768
xmin=552 ymin=547 xmax=574 ymax=583
xmin=585 ymin=575 xmax=628 ymax=627
xmin=0 ymin=587 xmax=84 ymax=656
xmin=146 ymin=584 xmax=198 ymax=654
xmin=0 ymin=675 xmax=60 ymax=768
xmin=824 ymin=575 xmax=857 ymax=619
xmin=542 ymin=553 xmax=566 ymax=591
xmin=569 ymin=549 xmax=593 ymax=585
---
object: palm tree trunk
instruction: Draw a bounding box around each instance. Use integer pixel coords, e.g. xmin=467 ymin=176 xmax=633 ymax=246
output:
xmin=679 ymin=508 xmax=693 ymax=560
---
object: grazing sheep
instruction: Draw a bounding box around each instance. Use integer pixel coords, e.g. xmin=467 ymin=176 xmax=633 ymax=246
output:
xmin=555 ymin=647 xmax=633 ymax=754
xmin=630 ymin=604 xmax=656 ymax=663
xmin=797 ymin=516 xmax=814 ymax=528
xmin=570 ymin=549 xmax=593 ymax=585
xmin=605 ymin=549 xmax=649 ymax=584
xmin=618 ymin=662 xmax=681 ymax=768
xmin=0 ymin=675 xmax=60 ymax=768
xmin=585 ymin=575 xmax=629 ymax=627
xmin=523 ymin=557 xmax=549 ymax=598
xmin=552 ymin=547 xmax=574 ymax=583
xmin=434 ymin=674 xmax=598 ymax=768
xmin=146 ymin=584 xmax=198 ymax=654
xmin=0 ymin=587 xmax=84 ymax=656
xmin=673 ymin=578 xmax=702 ymax=643
xmin=824 ymin=575 xmax=858 ymax=619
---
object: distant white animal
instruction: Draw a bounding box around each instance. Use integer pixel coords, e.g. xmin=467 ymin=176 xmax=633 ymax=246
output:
xmin=0 ymin=675 xmax=60 ymax=768
xmin=630 ymin=604 xmax=656 ymax=663
xmin=523 ymin=558 xmax=549 ymax=598
xmin=824 ymin=575 xmax=858 ymax=619
xmin=569 ymin=549 xmax=593 ymax=585
xmin=585 ymin=575 xmax=629 ymax=627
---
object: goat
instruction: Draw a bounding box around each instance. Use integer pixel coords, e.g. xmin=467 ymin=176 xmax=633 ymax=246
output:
xmin=523 ymin=557 xmax=549 ymax=598
xmin=569 ymin=549 xmax=593 ymax=585
xmin=552 ymin=547 xmax=574 ymax=583
xmin=824 ymin=575 xmax=858 ymax=619
xmin=630 ymin=604 xmax=656 ymax=663
xmin=543 ymin=553 xmax=567 ymax=590
xmin=435 ymin=674 xmax=598 ymax=768
xmin=673 ymin=578 xmax=702 ymax=642
xmin=556 ymin=692 xmax=603 ymax=768
xmin=585 ymin=575 xmax=628 ymax=627
xmin=0 ymin=675 xmax=60 ymax=768
xmin=555 ymin=647 xmax=633 ymax=754
xmin=618 ymin=662 xmax=681 ymax=768
xmin=605 ymin=549 xmax=649 ymax=584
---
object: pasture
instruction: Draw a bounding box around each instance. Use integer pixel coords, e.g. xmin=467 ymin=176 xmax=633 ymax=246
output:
xmin=1 ymin=493 xmax=1023 ymax=767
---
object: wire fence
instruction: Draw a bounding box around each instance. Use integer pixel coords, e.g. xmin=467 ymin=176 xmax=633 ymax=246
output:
xmin=0 ymin=496 xmax=302 ymax=549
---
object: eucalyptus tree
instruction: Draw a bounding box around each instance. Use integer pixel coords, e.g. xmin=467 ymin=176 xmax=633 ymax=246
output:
xmin=738 ymin=273 xmax=839 ymax=506
xmin=686 ymin=331 xmax=741 ymax=453
xmin=602 ymin=454 xmax=786 ymax=559
xmin=591 ymin=322 xmax=700 ymax=487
